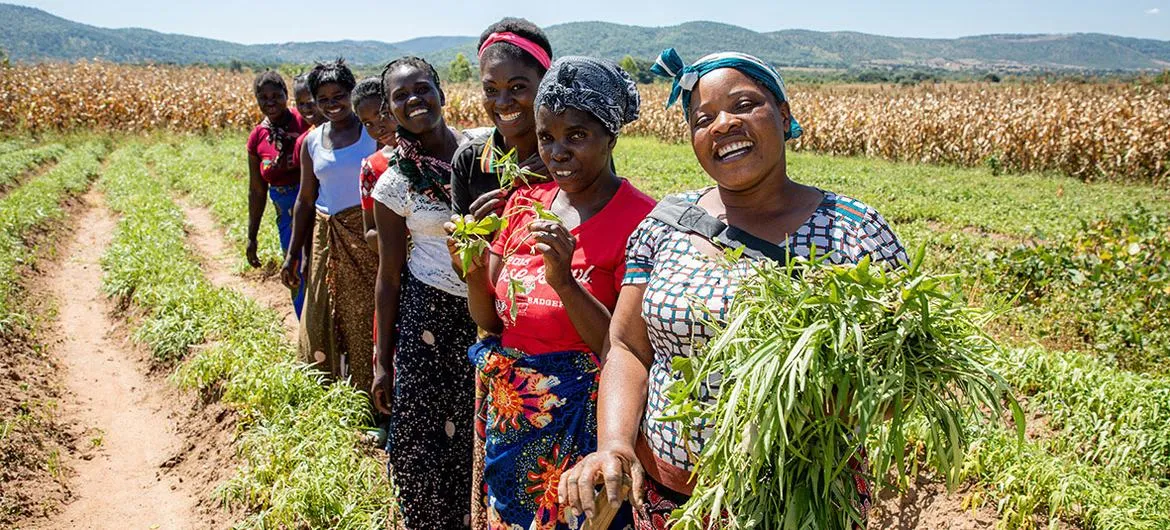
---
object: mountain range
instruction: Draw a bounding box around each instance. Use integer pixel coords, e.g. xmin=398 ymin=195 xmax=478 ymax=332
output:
xmin=3 ymin=3 xmax=1169 ymax=71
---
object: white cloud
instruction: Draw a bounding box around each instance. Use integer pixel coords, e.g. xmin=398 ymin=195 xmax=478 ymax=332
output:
xmin=1146 ymin=7 xmax=1161 ymax=14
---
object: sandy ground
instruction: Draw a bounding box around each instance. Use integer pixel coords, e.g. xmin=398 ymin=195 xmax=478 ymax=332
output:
xmin=26 ymin=190 xmax=207 ymax=530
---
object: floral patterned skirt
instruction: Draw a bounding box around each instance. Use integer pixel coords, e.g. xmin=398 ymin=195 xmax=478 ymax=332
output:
xmin=469 ymin=337 xmax=633 ymax=530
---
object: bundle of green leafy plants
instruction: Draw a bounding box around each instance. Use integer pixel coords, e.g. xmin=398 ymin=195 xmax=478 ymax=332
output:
xmin=665 ymin=247 xmax=1022 ymax=529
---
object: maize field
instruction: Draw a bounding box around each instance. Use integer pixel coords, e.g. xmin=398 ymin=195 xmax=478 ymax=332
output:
xmin=2 ymin=62 xmax=1168 ymax=184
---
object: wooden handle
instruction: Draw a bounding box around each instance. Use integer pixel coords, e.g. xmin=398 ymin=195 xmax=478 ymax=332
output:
xmin=581 ymin=482 xmax=629 ymax=530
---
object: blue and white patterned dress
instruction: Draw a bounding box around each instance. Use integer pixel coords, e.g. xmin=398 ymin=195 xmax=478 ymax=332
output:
xmin=620 ymin=187 xmax=907 ymax=526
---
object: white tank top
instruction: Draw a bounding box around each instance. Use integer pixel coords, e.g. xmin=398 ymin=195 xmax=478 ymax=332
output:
xmin=305 ymin=124 xmax=376 ymax=214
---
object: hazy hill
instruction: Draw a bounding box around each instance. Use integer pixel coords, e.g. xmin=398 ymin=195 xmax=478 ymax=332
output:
xmin=2 ymin=3 xmax=1169 ymax=71
xmin=0 ymin=3 xmax=468 ymax=65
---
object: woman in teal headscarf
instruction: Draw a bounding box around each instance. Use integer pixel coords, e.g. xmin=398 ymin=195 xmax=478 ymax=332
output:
xmin=557 ymin=49 xmax=906 ymax=529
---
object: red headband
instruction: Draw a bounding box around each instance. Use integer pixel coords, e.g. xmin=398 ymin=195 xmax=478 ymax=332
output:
xmin=477 ymin=31 xmax=552 ymax=69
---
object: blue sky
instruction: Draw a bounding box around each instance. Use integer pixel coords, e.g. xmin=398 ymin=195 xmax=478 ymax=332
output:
xmin=12 ymin=0 xmax=1170 ymax=43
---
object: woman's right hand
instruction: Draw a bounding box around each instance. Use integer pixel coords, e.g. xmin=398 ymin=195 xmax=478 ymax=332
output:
xmin=280 ymin=255 xmax=301 ymax=289
xmin=558 ymin=447 xmax=644 ymax=519
xmin=445 ymin=215 xmax=489 ymax=278
xmin=371 ymin=360 xmax=393 ymax=415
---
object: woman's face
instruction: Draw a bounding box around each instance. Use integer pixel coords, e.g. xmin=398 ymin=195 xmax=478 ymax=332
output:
xmin=313 ymin=82 xmax=354 ymax=124
xmin=536 ymin=106 xmax=615 ymax=194
xmin=356 ymin=97 xmax=398 ymax=147
xmin=384 ymin=66 xmax=445 ymax=135
xmin=255 ymin=84 xmax=288 ymax=122
xmin=687 ymin=68 xmax=789 ymax=192
xmin=294 ymin=86 xmax=323 ymax=126
xmin=480 ymin=55 xmax=541 ymax=144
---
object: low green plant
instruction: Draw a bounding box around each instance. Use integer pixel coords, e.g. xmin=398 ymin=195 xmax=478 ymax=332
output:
xmin=0 ymin=142 xmax=105 ymax=326
xmin=0 ymin=143 xmax=66 ymax=191
xmin=99 ymin=140 xmax=394 ymax=528
xmin=989 ymin=208 xmax=1170 ymax=372
xmin=145 ymin=137 xmax=285 ymax=270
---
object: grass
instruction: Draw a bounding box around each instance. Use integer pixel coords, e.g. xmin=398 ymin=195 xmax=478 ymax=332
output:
xmin=97 ymin=141 xmax=393 ymax=529
xmin=0 ymin=139 xmax=28 ymax=156
xmin=0 ymin=143 xmax=66 ymax=193
xmin=616 ymin=136 xmax=1170 ymax=273
xmin=147 ymin=133 xmax=284 ymax=270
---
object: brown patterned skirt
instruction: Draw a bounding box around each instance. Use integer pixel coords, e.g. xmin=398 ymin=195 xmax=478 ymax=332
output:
xmin=296 ymin=206 xmax=378 ymax=393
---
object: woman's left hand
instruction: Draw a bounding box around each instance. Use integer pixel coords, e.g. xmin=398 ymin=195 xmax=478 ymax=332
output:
xmin=529 ymin=220 xmax=576 ymax=291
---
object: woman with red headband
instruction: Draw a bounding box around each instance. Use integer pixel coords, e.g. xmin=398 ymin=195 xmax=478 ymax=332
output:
xmin=450 ymin=18 xmax=553 ymax=220
xmin=448 ymin=17 xmax=555 ymax=530
xmin=450 ymin=55 xmax=648 ymax=530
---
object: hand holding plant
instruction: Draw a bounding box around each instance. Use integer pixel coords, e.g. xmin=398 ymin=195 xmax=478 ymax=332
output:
xmin=445 ymin=213 xmax=507 ymax=278
xmin=529 ymin=219 xmax=577 ymax=291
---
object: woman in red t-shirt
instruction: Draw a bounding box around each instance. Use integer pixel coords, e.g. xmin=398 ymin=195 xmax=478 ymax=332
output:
xmin=450 ymin=56 xmax=652 ymax=529
xmin=352 ymin=77 xmax=399 ymax=251
xmin=245 ymin=70 xmax=309 ymax=314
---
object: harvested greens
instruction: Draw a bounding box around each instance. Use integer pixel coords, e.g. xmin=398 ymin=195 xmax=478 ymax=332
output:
xmin=664 ymin=246 xmax=1023 ymax=529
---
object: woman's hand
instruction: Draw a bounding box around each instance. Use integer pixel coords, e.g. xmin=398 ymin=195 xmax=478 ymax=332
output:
xmin=467 ymin=188 xmax=507 ymax=222
xmin=246 ymin=238 xmax=262 ymax=268
xmin=370 ymin=358 xmax=393 ymax=415
xmin=558 ymin=448 xmax=645 ymax=519
xmin=529 ymin=220 xmax=576 ymax=291
xmin=280 ymin=255 xmax=301 ymax=289
xmin=445 ymin=215 xmax=490 ymax=278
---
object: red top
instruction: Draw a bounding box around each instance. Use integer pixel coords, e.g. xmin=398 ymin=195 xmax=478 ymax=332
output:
xmin=246 ymin=110 xmax=309 ymax=187
xmin=290 ymin=125 xmax=315 ymax=175
xmin=360 ymin=148 xmax=391 ymax=211
xmin=490 ymin=180 xmax=656 ymax=354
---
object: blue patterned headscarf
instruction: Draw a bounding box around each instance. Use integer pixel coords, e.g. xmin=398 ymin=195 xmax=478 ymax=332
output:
xmin=650 ymin=48 xmax=803 ymax=140
xmin=536 ymin=56 xmax=640 ymax=136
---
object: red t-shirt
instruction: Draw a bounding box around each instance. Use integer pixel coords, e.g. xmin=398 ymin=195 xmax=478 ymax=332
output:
xmin=246 ymin=110 xmax=309 ymax=187
xmin=291 ymin=127 xmax=313 ymax=169
xmin=360 ymin=148 xmax=391 ymax=211
xmin=490 ymin=180 xmax=656 ymax=354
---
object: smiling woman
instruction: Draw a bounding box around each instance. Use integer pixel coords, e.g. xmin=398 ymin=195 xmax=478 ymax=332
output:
xmin=369 ymin=56 xmax=488 ymax=530
xmin=558 ymin=49 xmax=907 ymax=529
xmin=450 ymin=17 xmax=554 ymax=220
xmin=244 ymin=70 xmax=309 ymax=314
xmin=279 ymin=59 xmax=379 ymax=398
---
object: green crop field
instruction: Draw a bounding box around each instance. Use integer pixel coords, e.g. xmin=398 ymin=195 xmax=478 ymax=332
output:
xmin=1 ymin=129 xmax=1168 ymax=529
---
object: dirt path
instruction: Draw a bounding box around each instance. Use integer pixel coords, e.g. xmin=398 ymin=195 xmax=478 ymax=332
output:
xmin=29 ymin=190 xmax=205 ymax=530
xmin=178 ymin=199 xmax=298 ymax=340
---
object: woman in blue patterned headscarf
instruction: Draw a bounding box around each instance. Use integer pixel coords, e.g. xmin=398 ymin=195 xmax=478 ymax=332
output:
xmin=558 ymin=49 xmax=906 ymax=529
xmin=455 ymin=56 xmax=652 ymax=530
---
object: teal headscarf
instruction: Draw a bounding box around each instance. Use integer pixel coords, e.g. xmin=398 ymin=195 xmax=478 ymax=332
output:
xmin=650 ymin=48 xmax=803 ymax=140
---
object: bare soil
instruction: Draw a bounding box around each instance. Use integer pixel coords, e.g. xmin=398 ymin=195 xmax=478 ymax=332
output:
xmin=17 ymin=190 xmax=232 ymax=530
xmin=869 ymin=474 xmax=1000 ymax=529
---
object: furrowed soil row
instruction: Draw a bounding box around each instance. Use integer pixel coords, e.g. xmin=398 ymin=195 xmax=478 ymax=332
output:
xmin=99 ymin=142 xmax=393 ymax=529
xmin=0 ymin=143 xmax=104 ymax=526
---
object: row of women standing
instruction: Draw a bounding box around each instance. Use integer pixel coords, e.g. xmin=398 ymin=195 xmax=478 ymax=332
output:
xmin=245 ymin=16 xmax=907 ymax=530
